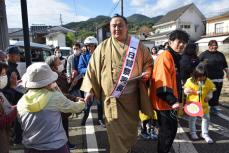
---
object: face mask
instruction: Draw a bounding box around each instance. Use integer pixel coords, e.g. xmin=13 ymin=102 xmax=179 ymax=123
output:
xmin=73 ymin=50 xmax=81 ymax=55
xmin=0 ymin=75 xmax=8 ymax=89
xmin=56 ymin=53 xmax=61 ymax=57
xmin=57 ymin=64 xmax=64 ymax=73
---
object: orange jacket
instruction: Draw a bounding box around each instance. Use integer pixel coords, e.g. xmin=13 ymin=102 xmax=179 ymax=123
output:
xmin=150 ymin=50 xmax=178 ymax=110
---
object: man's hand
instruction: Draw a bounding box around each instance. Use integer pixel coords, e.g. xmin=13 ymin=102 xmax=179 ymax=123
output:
xmin=75 ymin=97 xmax=84 ymax=102
xmin=141 ymin=72 xmax=150 ymax=82
xmin=84 ymin=92 xmax=94 ymax=103
xmin=172 ymin=102 xmax=180 ymax=110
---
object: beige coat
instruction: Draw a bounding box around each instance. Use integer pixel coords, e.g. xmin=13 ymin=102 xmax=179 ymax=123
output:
xmin=81 ymin=36 xmax=153 ymax=153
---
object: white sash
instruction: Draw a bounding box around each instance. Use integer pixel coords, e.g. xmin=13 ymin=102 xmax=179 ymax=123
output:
xmin=111 ymin=37 xmax=140 ymax=98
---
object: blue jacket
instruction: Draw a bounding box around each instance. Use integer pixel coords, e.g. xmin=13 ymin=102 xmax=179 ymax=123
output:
xmin=78 ymin=50 xmax=91 ymax=75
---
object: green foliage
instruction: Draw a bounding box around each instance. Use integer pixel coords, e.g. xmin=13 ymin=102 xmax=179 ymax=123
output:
xmin=66 ymin=32 xmax=75 ymax=47
xmin=64 ymin=14 xmax=163 ymax=40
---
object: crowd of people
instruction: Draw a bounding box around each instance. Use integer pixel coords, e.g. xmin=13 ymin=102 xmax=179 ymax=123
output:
xmin=0 ymin=14 xmax=228 ymax=153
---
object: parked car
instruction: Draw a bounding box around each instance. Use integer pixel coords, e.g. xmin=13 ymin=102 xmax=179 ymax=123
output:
xmin=9 ymin=40 xmax=52 ymax=76
xmin=59 ymin=47 xmax=71 ymax=58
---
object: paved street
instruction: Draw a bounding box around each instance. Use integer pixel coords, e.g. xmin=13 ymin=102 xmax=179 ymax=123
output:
xmin=10 ymin=79 xmax=229 ymax=153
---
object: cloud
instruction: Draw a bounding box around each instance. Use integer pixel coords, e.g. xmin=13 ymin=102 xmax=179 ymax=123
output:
xmin=112 ymin=0 xmax=119 ymax=3
xmin=6 ymin=0 xmax=89 ymax=28
xmin=128 ymin=0 xmax=229 ymax=18
xmin=130 ymin=0 xmax=146 ymax=6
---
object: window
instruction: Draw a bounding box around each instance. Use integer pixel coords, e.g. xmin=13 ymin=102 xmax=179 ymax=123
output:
xmin=180 ymin=25 xmax=190 ymax=29
xmin=215 ymin=23 xmax=223 ymax=34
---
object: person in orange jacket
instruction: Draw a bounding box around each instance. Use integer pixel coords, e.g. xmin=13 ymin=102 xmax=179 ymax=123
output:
xmin=150 ymin=30 xmax=189 ymax=153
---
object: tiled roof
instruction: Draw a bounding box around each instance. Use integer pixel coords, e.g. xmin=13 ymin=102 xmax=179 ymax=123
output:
xmin=155 ymin=3 xmax=193 ymax=26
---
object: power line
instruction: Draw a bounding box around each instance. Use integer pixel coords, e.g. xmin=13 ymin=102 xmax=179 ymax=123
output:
xmin=108 ymin=0 xmax=121 ymax=17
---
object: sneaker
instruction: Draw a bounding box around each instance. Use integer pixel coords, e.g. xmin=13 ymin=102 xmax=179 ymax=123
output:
xmin=190 ymin=132 xmax=199 ymax=140
xmin=150 ymin=129 xmax=158 ymax=140
xmin=68 ymin=143 xmax=77 ymax=150
xmin=201 ymin=134 xmax=213 ymax=144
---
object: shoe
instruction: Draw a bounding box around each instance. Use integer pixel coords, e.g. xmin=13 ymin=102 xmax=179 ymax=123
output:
xmin=201 ymin=134 xmax=213 ymax=144
xmin=190 ymin=132 xmax=199 ymax=140
xmin=98 ymin=120 xmax=106 ymax=128
xmin=140 ymin=132 xmax=151 ymax=140
xmin=68 ymin=143 xmax=77 ymax=150
xmin=150 ymin=129 xmax=158 ymax=140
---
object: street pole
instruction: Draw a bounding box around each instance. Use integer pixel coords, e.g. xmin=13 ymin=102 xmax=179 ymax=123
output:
xmin=20 ymin=0 xmax=31 ymax=67
xmin=121 ymin=0 xmax=123 ymax=16
xmin=0 ymin=0 xmax=9 ymax=51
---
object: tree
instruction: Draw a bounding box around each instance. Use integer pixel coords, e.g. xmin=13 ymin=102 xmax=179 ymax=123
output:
xmin=66 ymin=32 xmax=76 ymax=47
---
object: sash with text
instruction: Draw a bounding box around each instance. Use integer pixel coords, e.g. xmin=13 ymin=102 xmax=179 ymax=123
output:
xmin=111 ymin=37 xmax=140 ymax=98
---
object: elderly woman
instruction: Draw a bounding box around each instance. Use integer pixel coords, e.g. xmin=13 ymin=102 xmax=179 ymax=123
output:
xmin=45 ymin=55 xmax=80 ymax=149
xmin=199 ymin=40 xmax=229 ymax=114
xmin=17 ymin=62 xmax=85 ymax=153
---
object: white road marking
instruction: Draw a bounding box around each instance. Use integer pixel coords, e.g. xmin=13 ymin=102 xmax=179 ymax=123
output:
xmin=85 ymin=106 xmax=99 ymax=153
xmin=173 ymin=125 xmax=199 ymax=153
xmin=182 ymin=116 xmax=229 ymax=138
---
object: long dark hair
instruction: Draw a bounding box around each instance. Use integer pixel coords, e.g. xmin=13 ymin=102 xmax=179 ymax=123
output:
xmin=0 ymin=62 xmax=8 ymax=74
xmin=191 ymin=62 xmax=207 ymax=82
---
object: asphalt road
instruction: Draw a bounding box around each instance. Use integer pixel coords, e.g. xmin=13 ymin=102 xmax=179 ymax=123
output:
xmin=10 ymin=79 xmax=229 ymax=153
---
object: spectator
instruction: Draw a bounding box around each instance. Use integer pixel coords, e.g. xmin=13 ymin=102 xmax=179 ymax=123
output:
xmin=184 ymin=62 xmax=215 ymax=143
xmin=180 ymin=43 xmax=200 ymax=84
xmin=199 ymin=40 xmax=229 ymax=114
xmin=66 ymin=43 xmax=82 ymax=97
xmin=54 ymin=46 xmax=67 ymax=73
xmin=46 ymin=55 xmax=83 ymax=149
xmin=17 ymin=62 xmax=85 ymax=152
xmin=151 ymin=47 xmax=158 ymax=61
xmin=0 ymin=62 xmax=17 ymax=153
xmin=0 ymin=50 xmax=7 ymax=62
xmin=150 ymin=30 xmax=189 ymax=153
xmin=78 ymin=36 xmax=105 ymax=126
xmin=4 ymin=46 xmax=23 ymax=145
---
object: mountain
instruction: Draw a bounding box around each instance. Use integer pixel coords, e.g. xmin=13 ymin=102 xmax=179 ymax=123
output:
xmin=64 ymin=14 xmax=163 ymax=41
xmin=127 ymin=14 xmax=152 ymax=23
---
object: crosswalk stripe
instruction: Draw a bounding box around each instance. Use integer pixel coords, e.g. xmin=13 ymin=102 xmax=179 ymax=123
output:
xmin=173 ymin=125 xmax=199 ymax=153
xmin=85 ymin=108 xmax=99 ymax=153
xmin=216 ymin=112 xmax=229 ymax=122
xmin=181 ymin=116 xmax=229 ymax=138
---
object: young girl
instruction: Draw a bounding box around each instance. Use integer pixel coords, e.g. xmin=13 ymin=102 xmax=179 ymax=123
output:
xmin=184 ymin=62 xmax=215 ymax=143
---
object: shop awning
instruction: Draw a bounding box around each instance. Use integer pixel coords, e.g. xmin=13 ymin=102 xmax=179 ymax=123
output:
xmin=196 ymin=35 xmax=229 ymax=43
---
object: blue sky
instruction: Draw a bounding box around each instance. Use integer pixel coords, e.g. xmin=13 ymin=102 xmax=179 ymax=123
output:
xmin=5 ymin=0 xmax=229 ymax=28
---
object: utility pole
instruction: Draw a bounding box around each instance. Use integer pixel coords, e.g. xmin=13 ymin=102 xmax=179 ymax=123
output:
xmin=0 ymin=0 xmax=9 ymax=51
xmin=60 ymin=14 xmax=63 ymax=26
xmin=121 ymin=0 xmax=123 ymax=16
xmin=21 ymin=0 xmax=31 ymax=67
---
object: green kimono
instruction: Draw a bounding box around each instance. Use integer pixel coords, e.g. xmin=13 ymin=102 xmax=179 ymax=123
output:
xmin=81 ymin=36 xmax=153 ymax=153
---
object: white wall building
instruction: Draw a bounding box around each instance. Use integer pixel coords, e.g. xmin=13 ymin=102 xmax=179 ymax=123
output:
xmin=147 ymin=3 xmax=205 ymax=46
xmin=46 ymin=32 xmax=66 ymax=47
xmin=45 ymin=26 xmax=75 ymax=47
xmin=196 ymin=11 xmax=229 ymax=53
